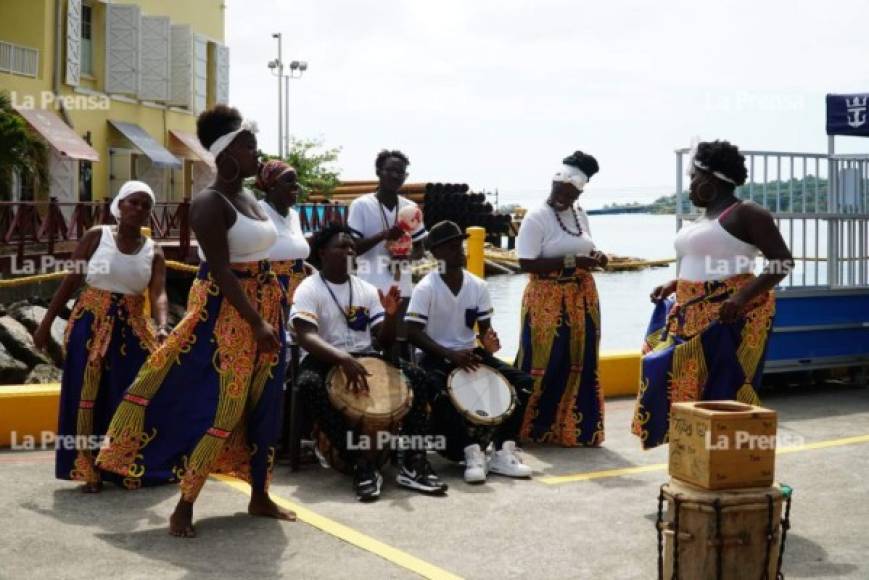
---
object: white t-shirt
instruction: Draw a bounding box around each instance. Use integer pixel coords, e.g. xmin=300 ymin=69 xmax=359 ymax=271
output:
xmin=406 ymin=270 xmax=493 ymax=351
xmin=516 ymin=203 xmax=596 ymax=260
xmin=347 ymin=193 xmax=427 ymax=297
xmin=290 ymin=274 xmax=385 ymax=354
xmin=258 ymin=200 xmax=310 ymax=262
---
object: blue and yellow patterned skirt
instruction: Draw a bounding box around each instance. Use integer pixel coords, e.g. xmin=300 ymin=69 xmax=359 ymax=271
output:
xmin=56 ymin=287 xmax=158 ymax=485
xmin=515 ymin=271 xmax=605 ymax=447
xmin=631 ymin=274 xmax=775 ymax=450
xmin=96 ymin=261 xmax=286 ymax=500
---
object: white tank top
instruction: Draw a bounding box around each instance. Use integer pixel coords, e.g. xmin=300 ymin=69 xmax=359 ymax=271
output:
xmin=258 ymin=200 xmax=310 ymax=262
xmin=674 ymin=203 xmax=760 ymax=282
xmin=85 ymin=226 xmax=155 ymax=295
xmin=197 ymin=189 xmax=278 ymax=263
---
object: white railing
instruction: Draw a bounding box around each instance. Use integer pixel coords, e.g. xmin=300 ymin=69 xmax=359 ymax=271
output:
xmin=0 ymin=41 xmax=39 ymax=78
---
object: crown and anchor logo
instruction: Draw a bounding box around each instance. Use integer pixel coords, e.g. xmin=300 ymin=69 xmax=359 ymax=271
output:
xmin=845 ymin=96 xmax=868 ymax=128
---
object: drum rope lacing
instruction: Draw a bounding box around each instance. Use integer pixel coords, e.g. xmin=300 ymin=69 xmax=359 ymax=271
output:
xmin=672 ymin=494 xmax=682 ymax=579
xmin=776 ymin=487 xmax=793 ymax=580
xmin=714 ymin=499 xmax=724 ymax=580
xmin=656 ymin=485 xmax=666 ymax=579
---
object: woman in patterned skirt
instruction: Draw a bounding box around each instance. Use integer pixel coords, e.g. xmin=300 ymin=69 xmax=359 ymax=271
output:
xmin=97 ymin=105 xmax=294 ymax=537
xmin=34 ymin=180 xmax=168 ymax=492
xmin=515 ymin=151 xmax=609 ymax=446
xmin=632 ymin=140 xmax=792 ymax=449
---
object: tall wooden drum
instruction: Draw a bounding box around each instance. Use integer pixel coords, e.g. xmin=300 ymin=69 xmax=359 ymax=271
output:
xmin=657 ymin=479 xmax=793 ymax=580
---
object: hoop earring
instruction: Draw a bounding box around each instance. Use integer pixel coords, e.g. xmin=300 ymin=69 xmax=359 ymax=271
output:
xmin=218 ymin=156 xmax=241 ymax=182
xmin=695 ymin=183 xmax=715 ymax=204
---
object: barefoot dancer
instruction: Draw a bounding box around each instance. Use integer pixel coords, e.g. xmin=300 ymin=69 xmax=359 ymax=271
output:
xmin=97 ymin=105 xmax=294 ymax=537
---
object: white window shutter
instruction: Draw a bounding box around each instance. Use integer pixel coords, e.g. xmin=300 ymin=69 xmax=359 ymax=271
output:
xmin=193 ymin=33 xmax=208 ymax=114
xmin=49 ymin=150 xmax=77 ymax=218
xmin=105 ymin=3 xmax=140 ymax=95
xmin=215 ymin=44 xmax=229 ymax=105
xmin=65 ymin=0 xmax=81 ymax=86
xmin=169 ymin=25 xmax=192 ymax=108
xmin=138 ymin=16 xmax=170 ymax=101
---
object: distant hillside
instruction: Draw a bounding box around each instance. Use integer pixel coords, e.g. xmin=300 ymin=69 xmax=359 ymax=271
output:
xmin=599 ymin=175 xmax=830 ymax=214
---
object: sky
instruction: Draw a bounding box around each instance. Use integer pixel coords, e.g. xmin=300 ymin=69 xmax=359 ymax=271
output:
xmin=226 ymin=0 xmax=869 ymax=209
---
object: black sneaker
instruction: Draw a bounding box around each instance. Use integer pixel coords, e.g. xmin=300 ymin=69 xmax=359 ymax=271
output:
xmin=396 ymin=453 xmax=448 ymax=495
xmin=354 ymin=460 xmax=383 ymax=502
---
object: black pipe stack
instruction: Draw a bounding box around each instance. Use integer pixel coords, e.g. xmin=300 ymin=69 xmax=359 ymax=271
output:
xmin=422 ymin=183 xmax=511 ymax=237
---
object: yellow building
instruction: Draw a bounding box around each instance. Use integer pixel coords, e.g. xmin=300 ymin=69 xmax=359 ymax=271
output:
xmin=0 ymin=0 xmax=227 ymax=205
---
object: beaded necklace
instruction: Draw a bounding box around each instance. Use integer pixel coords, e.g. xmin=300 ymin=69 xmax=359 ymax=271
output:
xmin=550 ymin=202 xmax=584 ymax=237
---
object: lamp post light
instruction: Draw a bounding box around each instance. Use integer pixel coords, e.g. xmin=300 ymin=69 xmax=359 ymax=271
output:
xmin=284 ymin=59 xmax=308 ymax=156
xmin=269 ymin=33 xmax=284 ymax=157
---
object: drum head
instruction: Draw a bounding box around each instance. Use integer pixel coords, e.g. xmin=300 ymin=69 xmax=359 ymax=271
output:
xmin=327 ymin=357 xmax=411 ymax=421
xmin=447 ymin=366 xmax=516 ymax=426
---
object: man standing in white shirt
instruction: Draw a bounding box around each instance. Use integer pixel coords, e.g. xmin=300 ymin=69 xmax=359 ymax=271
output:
xmin=406 ymin=221 xmax=533 ymax=484
xmin=291 ymin=224 xmax=448 ymax=502
xmin=347 ymin=150 xmax=426 ymax=358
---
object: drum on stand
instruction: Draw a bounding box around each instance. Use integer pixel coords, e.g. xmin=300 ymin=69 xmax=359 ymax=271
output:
xmin=447 ymin=366 xmax=516 ymax=426
xmin=316 ymin=357 xmax=413 ymax=473
xmin=657 ymin=479 xmax=793 ymax=580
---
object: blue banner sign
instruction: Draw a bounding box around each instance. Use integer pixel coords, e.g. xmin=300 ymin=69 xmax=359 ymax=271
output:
xmin=826 ymin=93 xmax=869 ymax=137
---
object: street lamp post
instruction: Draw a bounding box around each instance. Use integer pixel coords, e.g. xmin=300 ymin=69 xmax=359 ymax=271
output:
xmin=285 ymin=60 xmax=308 ymax=156
xmin=268 ymin=33 xmax=284 ymax=157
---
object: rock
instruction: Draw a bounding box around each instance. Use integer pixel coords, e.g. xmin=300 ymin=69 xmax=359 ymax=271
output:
xmin=25 ymin=363 xmax=63 ymax=384
xmin=0 ymin=316 xmax=51 ymax=367
xmin=8 ymin=305 xmax=67 ymax=366
xmin=0 ymin=343 xmax=29 ymax=384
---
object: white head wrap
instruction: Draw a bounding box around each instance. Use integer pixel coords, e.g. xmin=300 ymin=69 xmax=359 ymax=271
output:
xmin=110 ymin=180 xmax=155 ymax=219
xmin=208 ymin=119 xmax=259 ymax=160
xmin=687 ymin=137 xmax=737 ymax=185
xmin=552 ymin=164 xmax=588 ymax=190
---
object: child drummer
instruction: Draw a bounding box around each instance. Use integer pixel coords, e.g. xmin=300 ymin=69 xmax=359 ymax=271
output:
xmin=291 ymin=224 xmax=448 ymax=502
xmin=406 ymin=221 xmax=534 ymax=484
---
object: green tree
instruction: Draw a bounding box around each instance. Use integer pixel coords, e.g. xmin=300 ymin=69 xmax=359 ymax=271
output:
xmin=261 ymin=138 xmax=341 ymax=201
xmin=0 ymin=91 xmax=49 ymax=200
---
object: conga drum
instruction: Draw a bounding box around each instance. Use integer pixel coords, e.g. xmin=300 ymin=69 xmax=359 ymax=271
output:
xmin=657 ymin=479 xmax=793 ymax=580
xmin=446 ymin=366 xmax=516 ymax=426
xmin=315 ymin=357 xmax=413 ymax=472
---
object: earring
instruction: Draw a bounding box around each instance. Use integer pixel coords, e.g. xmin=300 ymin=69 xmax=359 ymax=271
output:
xmin=218 ymin=156 xmax=241 ymax=182
xmin=696 ymin=183 xmax=715 ymax=203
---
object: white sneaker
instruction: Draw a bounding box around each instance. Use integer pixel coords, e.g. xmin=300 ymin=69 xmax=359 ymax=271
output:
xmin=488 ymin=441 xmax=532 ymax=478
xmin=463 ymin=444 xmax=487 ymax=483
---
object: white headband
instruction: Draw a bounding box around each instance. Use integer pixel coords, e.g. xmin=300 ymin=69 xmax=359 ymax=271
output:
xmin=553 ymin=164 xmax=588 ymax=190
xmin=208 ymin=119 xmax=258 ymax=160
xmin=111 ymin=180 xmax=155 ymax=219
xmin=692 ymin=159 xmax=737 ymax=185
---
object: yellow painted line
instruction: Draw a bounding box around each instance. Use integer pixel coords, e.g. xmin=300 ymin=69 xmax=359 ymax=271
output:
xmin=539 ymin=463 xmax=667 ymax=485
xmin=776 ymin=433 xmax=869 ymax=454
xmin=540 ymin=432 xmax=869 ymax=485
xmin=213 ymin=475 xmax=463 ymax=580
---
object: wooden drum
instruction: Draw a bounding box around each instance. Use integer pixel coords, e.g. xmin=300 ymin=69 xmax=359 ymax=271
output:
xmin=657 ymin=479 xmax=793 ymax=580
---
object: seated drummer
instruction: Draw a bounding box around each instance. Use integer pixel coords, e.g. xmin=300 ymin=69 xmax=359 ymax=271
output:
xmin=291 ymin=224 xmax=448 ymax=502
xmin=406 ymin=221 xmax=533 ymax=484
